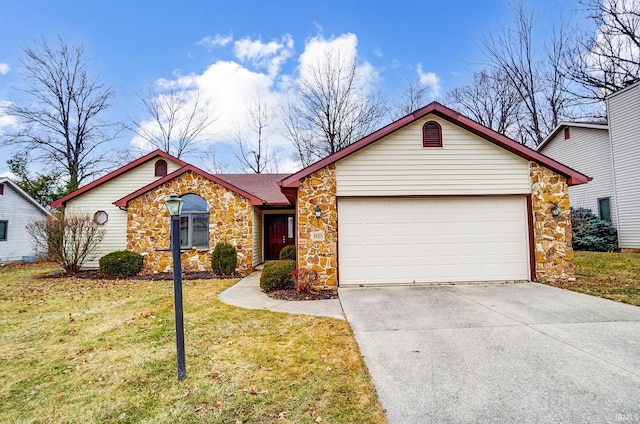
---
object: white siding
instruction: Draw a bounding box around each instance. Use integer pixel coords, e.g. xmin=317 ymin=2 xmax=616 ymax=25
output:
xmin=0 ymin=184 xmax=49 ymax=262
xmin=252 ymin=208 xmax=263 ymax=265
xmin=336 ymin=115 xmax=531 ymax=196
xmin=65 ymin=158 xmax=182 ymax=268
xmin=539 ymin=126 xmax=616 ymax=226
xmin=608 ymin=84 xmax=640 ymax=248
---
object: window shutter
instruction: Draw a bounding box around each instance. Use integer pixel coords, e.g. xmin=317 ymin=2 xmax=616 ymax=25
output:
xmin=155 ymin=160 xmax=168 ymax=177
xmin=422 ymin=121 xmax=442 ymax=147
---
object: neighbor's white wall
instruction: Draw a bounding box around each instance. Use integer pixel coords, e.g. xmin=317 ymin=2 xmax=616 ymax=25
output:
xmin=0 ymin=184 xmax=49 ymax=262
xmin=336 ymin=115 xmax=531 ymax=196
xmin=608 ymin=83 xmax=640 ymax=248
xmin=539 ymin=126 xmax=616 ymax=226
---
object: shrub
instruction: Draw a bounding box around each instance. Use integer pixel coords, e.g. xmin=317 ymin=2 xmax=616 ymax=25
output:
xmin=99 ymin=250 xmax=143 ymax=278
xmin=571 ymin=207 xmax=618 ymax=252
xmin=211 ymin=242 xmax=237 ymax=275
xmin=279 ymin=244 xmax=296 ymax=261
xmin=260 ymin=260 xmax=296 ymax=292
xmin=26 ymin=213 xmax=105 ymax=273
xmin=291 ymin=268 xmax=318 ymax=293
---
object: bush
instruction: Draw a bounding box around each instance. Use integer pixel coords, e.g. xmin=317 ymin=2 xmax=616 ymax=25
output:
xmin=99 ymin=250 xmax=143 ymax=278
xmin=260 ymin=260 xmax=296 ymax=292
xmin=571 ymin=207 xmax=618 ymax=252
xmin=211 ymin=242 xmax=237 ymax=275
xmin=27 ymin=213 xmax=105 ymax=273
xmin=279 ymin=244 xmax=296 ymax=261
xmin=291 ymin=268 xmax=318 ymax=293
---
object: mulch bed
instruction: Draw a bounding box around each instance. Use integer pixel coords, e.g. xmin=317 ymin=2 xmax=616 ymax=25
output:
xmin=43 ymin=270 xmax=235 ymax=281
xmin=266 ymin=289 xmax=338 ymax=301
xmin=36 ymin=266 xmax=338 ymax=301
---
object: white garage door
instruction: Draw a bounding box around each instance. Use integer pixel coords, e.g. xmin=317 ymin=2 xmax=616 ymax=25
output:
xmin=338 ymin=197 xmax=530 ymax=285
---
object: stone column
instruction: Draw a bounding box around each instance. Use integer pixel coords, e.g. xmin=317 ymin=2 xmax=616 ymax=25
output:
xmin=530 ymin=162 xmax=575 ymax=282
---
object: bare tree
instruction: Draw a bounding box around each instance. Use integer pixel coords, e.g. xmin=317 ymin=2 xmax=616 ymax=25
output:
xmin=394 ymin=78 xmax=430 ymax=119
xmin=283 ymin=47 xmax=388 ymax=167
xmin=1 ymin=36 xmax=121 ymax=191
xmin=481 ymin=2 xmax=574 ymax=145
xmin=130 ymin=86 xmax=215 ymax=159
xmin=565 ymin=0 xmax=640 ymax=101
xmin=234 ymin=95 xmax=274 ymax=173
xmin=446 ymin=69 xmax=522 ymax=136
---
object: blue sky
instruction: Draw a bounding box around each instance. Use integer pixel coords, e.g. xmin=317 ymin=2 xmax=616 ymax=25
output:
xmin=0 ymin=0 xmax=586 ymax=175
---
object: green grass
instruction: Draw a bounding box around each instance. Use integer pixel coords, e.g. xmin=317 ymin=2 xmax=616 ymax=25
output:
xmin=549 ymin=251 xmax=640 ymax=306
xmin=0 ymin=262 xmax=385 ymax=423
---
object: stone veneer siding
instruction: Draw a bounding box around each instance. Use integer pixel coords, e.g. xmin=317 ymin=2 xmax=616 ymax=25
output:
xmin=126 ymin=171 xmax=254 ymax=275
xmin=530 ymin=161 xmax=575 ymax=282
xmin=297 ymin=164 xmax=338 ymax=287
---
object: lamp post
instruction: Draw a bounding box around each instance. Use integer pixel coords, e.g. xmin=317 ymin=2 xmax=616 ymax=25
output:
xmin=165 ymin=194 xmax=186 ymax=381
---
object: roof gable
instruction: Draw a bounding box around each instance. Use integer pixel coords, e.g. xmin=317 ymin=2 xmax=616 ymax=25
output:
xmin=281 ymin=102 xmax=591 ymax=187
xmin=114 ymin=165 xmax=270 ymax=207
xmin=0 ymin=177 xmax=51 ymax=216
xmin=50 ymin=150 xmax=187 ymax=208
xmin=537 ymin=121 xmax=609 ymax=152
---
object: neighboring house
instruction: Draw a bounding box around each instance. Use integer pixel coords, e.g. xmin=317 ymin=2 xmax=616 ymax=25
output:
xmin=0 ymin=177 xmax=51 ymax=263
xmin=607 ymin=82 xmax=640 ymax=250
xmin=538 ymin=81 xmax=640 ymax=250
xmin=52 ymin=102 xmax=589 ymax=284
xmin=537 ymin=122 xmax=611 ymax=223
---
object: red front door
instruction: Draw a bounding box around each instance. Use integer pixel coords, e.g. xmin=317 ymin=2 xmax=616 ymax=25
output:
xmin=265 ymin=214 xmax=295 ymax=260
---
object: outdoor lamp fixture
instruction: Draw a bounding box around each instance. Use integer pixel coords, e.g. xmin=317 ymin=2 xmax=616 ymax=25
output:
xmin=551 ymin=203 xmax=561 ymax=217
xmin=314 ymin=204 xmax=322 ymax=219
xmin=164 ymin=194 xmax=187 ymax=381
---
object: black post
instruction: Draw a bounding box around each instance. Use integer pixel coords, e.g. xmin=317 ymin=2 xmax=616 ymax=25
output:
xmin=171 ymin=215 xmax=187 ymax=380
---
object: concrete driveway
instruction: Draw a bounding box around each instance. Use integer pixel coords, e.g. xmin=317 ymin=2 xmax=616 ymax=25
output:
xmin=339 ymin=283 xmax=640 ymax=424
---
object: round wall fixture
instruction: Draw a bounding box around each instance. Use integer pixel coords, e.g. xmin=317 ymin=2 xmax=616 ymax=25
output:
xmin=94 ymin=210 xmax=108 ymax=225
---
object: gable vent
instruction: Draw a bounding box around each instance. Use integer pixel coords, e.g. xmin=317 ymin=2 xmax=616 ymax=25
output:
xmin=422 ymin=121 xmax=442 ymax=147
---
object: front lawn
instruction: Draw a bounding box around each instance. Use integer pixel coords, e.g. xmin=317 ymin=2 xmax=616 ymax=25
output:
xmin=550 ymin=251 xmax=640 ymax=306
xmin=0 ymin=263 xmax=385 ymax=423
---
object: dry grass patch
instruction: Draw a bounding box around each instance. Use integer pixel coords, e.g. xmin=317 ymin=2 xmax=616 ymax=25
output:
xmin=549 ymin=251 xmax=640 ymax=306
xmin=0 ymin=263 xmax=385 ymax=423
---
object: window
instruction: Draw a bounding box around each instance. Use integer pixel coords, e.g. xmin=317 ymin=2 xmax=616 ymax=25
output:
xmin=422 ymin=121 xmax=442 ymax=147
xmin=0 ymin=221 xmax=7 ymax=241
xmin=598 ymin=197 xmax=611 ymax=222
xmin=287 ymin=216 xmax=294 ymax=239
xmin=564 ymin=127 xmax=570 ymax=140
xmin=155 ymin=159 xmax=168 ymax=177
xmin=179 ymin=194 xmax=209 ymax=248
xmin=0 ymin=184 xmax=4 ymax=195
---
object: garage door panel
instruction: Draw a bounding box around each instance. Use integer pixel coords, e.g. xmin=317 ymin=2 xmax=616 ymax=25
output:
xmin=338 ymin=197 xmax=529 ymax=285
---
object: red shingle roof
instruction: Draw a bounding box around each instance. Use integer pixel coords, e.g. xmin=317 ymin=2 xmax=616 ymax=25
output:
xmin=217 ymin=174 xmax=291 ymax=206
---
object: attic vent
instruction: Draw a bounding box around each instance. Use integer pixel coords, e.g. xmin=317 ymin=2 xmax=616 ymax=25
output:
xmin=155 ymin=159 xmax=168 ymax=177
xmin=422 ymin=121 xmax=442 ymax=147
xmin=0 ymin=184 xmax=3 ymax=195
xmin=564 ymin=127 xmax=570 ymax=140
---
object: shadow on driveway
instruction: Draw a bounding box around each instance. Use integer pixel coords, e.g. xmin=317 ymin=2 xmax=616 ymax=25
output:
xmin=339 ymin=282 xmax=640 ymax=424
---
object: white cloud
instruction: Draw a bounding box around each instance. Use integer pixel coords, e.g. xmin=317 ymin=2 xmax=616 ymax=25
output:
xmin=197 ymin=33 xmax=233 ymax=51
xmin=417 ymin=64 xmax=441 ymax=98
xmin=0 ymin=100 xmax=18 ymax=136
xmin=131 ymin=31 xmax=384 ymax=172
xmin=298 ymin=33 xmax=380 ymax=90
xmin=234 ymin=34 xmax=294 ymax=78
xmin=0 ymin=63 xmax=9 ymax=75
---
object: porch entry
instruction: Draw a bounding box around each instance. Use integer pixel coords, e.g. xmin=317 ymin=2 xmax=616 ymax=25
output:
xmin=264 ymin=214 xmax=295 ymax=260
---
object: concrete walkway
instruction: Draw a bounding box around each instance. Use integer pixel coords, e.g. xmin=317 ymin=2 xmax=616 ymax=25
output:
xmin=217 ymin=271 xmax=345 ymax=320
